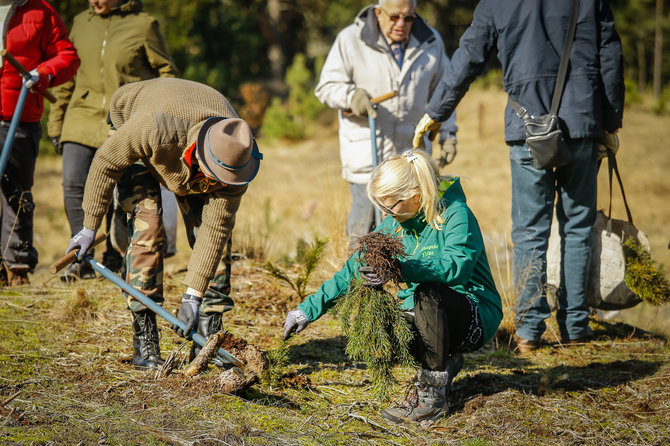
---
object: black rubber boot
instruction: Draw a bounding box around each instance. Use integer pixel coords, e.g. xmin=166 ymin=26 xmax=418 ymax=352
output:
xmin=189 ymin=312 xmax=225 ymax=367
xmin=132 ymin=310 xmax=164 ymax=370
xmin=102 ymin=248 xmax=124 ymax=274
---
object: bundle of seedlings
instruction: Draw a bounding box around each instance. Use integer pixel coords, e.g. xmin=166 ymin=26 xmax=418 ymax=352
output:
xmin=623 ymin=237 xmax=670 ymax=305
xmin=334 ymin=231 xmax=415 ymax=400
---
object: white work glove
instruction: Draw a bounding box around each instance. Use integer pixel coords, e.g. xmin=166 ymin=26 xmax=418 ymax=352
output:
xmin=413 ymin=113 xmax=441 ymax=149
xmin=350 ymin=88 xmax=377 ymax=119
xmin=23 ymin=68 xmax=51 ymax=93
xmin=282 ymin=309 xmax=309 ymax=340
xmin=437 ymin=137 xmax=458 ymax=167
xmin=66 ymin=227 xmax=97 ymax=261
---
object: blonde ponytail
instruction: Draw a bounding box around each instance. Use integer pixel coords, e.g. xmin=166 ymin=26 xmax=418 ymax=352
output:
xmin=367 ymin=149 xmax=445 ymax=230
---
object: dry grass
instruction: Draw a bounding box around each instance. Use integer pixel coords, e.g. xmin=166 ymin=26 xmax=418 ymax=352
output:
xmin=50 ymin=287 xmax=103 ymax=322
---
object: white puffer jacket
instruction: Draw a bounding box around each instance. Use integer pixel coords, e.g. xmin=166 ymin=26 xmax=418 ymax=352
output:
xmin=315 ymin=5 xmax=457 ymax=184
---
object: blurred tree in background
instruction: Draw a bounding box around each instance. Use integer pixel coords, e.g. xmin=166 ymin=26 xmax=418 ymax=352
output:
xmin=46 ymin=0 xmax=670 ymax=133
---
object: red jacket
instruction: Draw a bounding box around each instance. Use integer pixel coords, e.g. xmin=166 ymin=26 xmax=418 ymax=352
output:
xmin=1 ymin=0 xmax=80 ymax=122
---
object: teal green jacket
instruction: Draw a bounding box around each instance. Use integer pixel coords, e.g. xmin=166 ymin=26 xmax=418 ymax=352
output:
xmin=298 ymin=178 xmax=503 ymax=344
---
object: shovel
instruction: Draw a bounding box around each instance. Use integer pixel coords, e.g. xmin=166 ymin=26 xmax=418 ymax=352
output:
xmin=50 ymin=234 xmax=244 ymax=368
xmin=368 ymin=90 xmax=398 ymax=225
xmin=0 ymin=50 xmax=57 ymax=177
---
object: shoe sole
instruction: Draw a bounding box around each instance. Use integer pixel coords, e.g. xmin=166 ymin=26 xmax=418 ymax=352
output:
xmin=380 ymin=409 xmax=447 ymax=424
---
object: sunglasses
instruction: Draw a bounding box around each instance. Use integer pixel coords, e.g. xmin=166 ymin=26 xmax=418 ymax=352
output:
xmin=377 ymin=198 xmax=405 ymax=216
xmin=380 ymin=8 xmax=416 ymax=23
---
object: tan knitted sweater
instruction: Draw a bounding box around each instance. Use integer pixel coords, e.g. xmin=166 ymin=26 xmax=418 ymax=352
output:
xmin=83 ymin=78 xmax=247 ymax=292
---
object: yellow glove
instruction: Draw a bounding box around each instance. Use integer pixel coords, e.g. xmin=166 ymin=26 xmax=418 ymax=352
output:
xmin=413 ymin=113 xmax=441 ymax=148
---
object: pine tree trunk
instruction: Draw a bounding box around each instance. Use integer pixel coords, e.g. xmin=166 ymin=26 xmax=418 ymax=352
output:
xmin=638 ymin=40 xmax=647 ymax=93
xmin=654 ymin=0 xmax=664 ymax=97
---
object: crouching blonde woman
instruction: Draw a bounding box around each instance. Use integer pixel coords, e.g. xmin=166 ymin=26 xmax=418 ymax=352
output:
xmin=283 ymin=149 xmax=502 ymax=423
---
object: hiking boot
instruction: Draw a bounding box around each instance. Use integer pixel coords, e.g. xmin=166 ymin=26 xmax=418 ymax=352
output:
xmin=60 ymin=261 xmax=96 ymax=282
xmin=132 ymin=310 xmax=164 ymax=370
xmin=0 ymin=264 xmax=7 ymax=286
xmin=3 ymin=262 xmax=30 ymax=287
xmin=381 ymin=368 xmax=449 ymax=423
xmin=561 ymin=327 xmax=594 ymax=346
xmin=189 ymin=312 xmax=225 ymax=368
xmin=514 ymin=335 xmax=540 ymax=354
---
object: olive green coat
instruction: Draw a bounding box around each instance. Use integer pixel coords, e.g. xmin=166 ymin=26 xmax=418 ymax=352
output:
xmin=47 ymin=0 xmax=178 ymax=148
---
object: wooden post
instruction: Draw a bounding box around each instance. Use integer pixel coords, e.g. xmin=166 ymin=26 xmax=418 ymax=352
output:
xmin=478 ymin=102 xmax=485 ymax=138
xmin=653 ymin=0 xmax=664 ymax=97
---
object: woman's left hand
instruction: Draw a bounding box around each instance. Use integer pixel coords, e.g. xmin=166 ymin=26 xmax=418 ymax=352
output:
xmin=359 ymin=266 xmax=384 ymax=286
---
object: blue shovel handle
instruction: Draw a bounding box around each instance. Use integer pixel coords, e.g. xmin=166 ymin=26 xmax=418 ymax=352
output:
xmin=369 ymin=108 xmax=381 ymax=226
xmin=0 ymin=85 xmax=29 ymax=177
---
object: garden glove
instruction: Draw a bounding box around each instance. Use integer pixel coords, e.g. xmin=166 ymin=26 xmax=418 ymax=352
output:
xmin=282 ymin=309 xmax=309 ymax=340
xmin=350 ymin=88 xmax=377 ymax=119
xmin=50 ymin=136 xmax=62 ymax=155
xmin=438 ymin=136 xmax=458 ymax=167
xmin=359 ymin=266 xmax=384 ymax=286
xmin=24 ymin=67 xmax=51 ymax=93
xmin=66 ymin=227 xmax=97 ymax=261
xmin=413 ymin=113 xmax=441 ymax=149
xmin=171 ymin=294 xmax=202 ymax=340
xmin=598 ymin=130 xmax=619 ymax=160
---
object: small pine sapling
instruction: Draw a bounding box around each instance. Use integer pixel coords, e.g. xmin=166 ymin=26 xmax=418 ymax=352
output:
xmin=265 ymin=237 xmax=328 ymax=300
xmin=334 ymin=231 xmax=415 ymax=400
xmin=262 ymin=341 xmax=291 ymax=389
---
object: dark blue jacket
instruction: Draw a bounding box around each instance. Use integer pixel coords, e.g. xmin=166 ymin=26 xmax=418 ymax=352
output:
xmin=427 ymin=0 xmax=624 ymax=142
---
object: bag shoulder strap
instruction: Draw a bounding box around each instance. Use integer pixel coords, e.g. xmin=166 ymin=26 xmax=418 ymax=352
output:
xmin=510 ymin=0 xmax=579 ymax=118
xmin=550 ymin=0 xmax=580 ymax=114
xmin=606 ymin=148 xmax=634 ymax=223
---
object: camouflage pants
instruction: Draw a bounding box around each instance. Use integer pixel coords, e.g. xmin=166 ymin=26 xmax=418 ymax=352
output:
xmin=117 ymin=164 xmax=233 ymax=314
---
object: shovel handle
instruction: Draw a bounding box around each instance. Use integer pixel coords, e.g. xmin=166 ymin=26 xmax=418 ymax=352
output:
xmin=49 ymin=233 xmax=108 ymax=274
xmin=1 ymin=49 xmax=57 ymax=103
xmin=370 ymin=90 xmax=399 ymax=105
xmin=342 ymin=90 xmax=399 ymax=116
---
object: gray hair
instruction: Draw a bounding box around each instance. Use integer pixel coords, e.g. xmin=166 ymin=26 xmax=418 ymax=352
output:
xmin=378 ymin=0 xmax=417 ymax=10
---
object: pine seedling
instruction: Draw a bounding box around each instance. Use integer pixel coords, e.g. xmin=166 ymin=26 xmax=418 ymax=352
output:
xmin=262 ymin=341 xmax=291 ymax=389
xmin=623 ymin=237 xmax=670 ymax=305
xmin=334 ymin=231 xmax=415 ymax=400
xmin=265 ymin=237 xmax=328 ymax=300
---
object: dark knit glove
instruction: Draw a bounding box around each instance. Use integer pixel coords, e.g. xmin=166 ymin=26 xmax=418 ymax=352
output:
xmin=171 ymin=294 xmax=202 ymax=339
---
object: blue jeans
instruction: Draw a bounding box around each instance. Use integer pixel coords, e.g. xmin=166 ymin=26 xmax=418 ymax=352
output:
xmin=510 ymin=140 xmax=597 ymax=341
xmin=347 ymin=182 xmax=375 ymax=250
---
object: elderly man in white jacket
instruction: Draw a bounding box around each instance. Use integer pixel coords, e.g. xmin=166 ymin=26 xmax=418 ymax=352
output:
xmin=315 ymin=0 xmax=458 ymax=246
